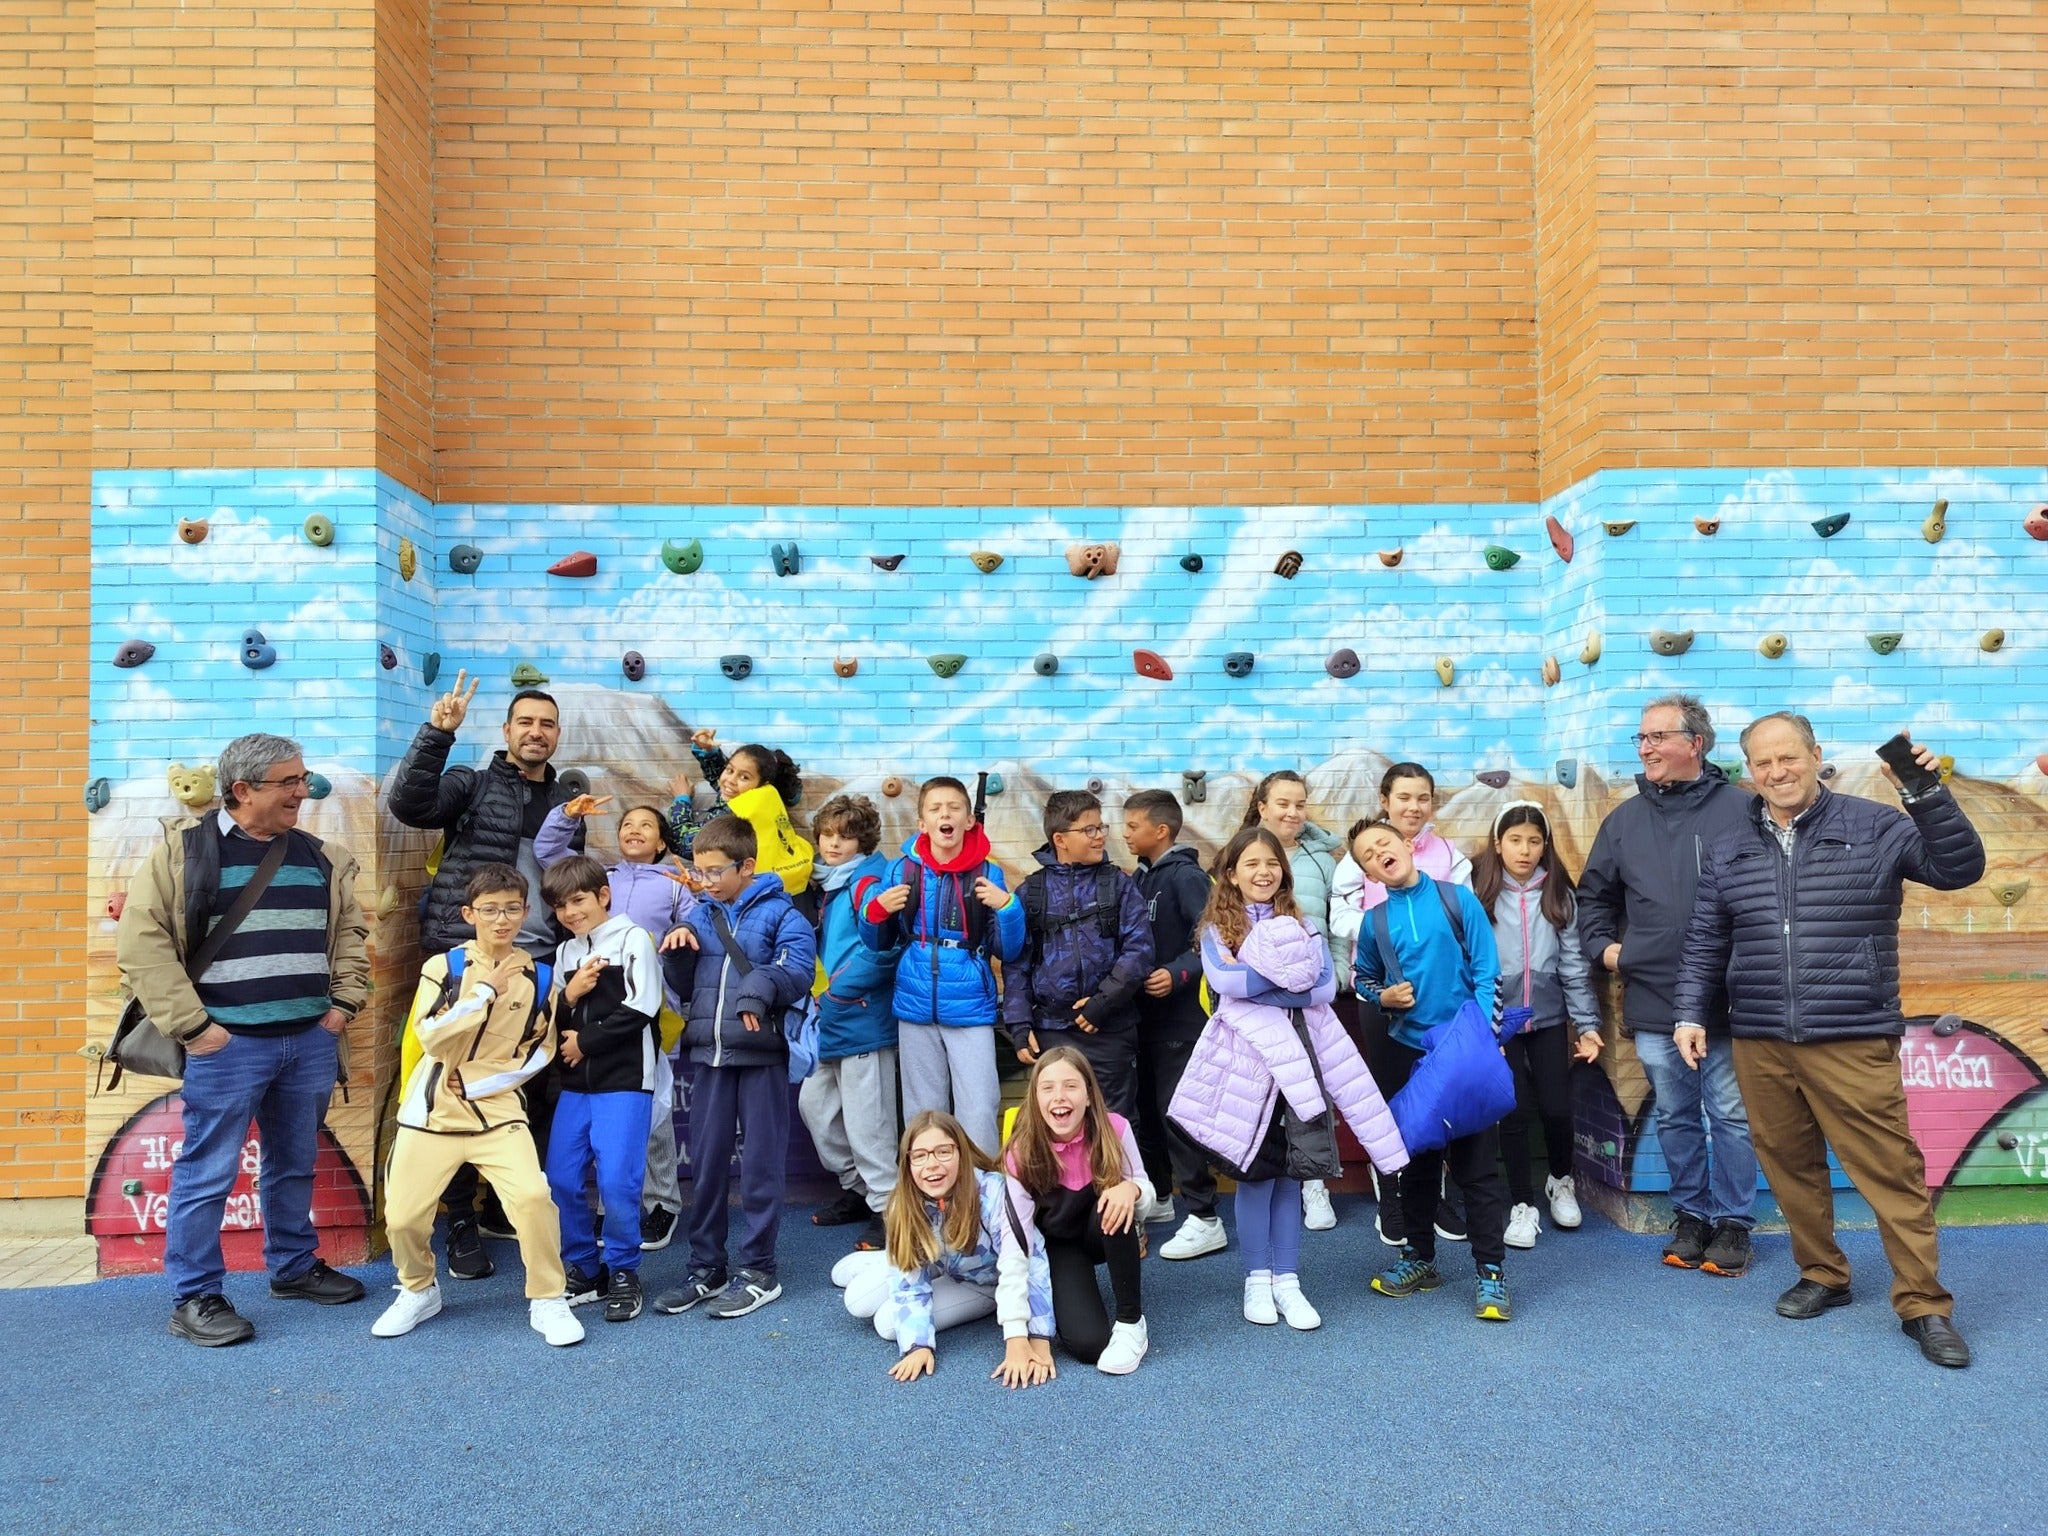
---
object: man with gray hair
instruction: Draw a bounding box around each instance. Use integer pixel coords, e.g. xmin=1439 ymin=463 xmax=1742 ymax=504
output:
xmin=117 ymin=733 xmax=369 ymax=1346
xmin=1577 ymin=694 xmax=1759 ymax=1274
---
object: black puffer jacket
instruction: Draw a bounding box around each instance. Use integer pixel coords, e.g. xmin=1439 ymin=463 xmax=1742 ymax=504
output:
xmin=1673 ymin=785 xmax=1985 ymax=1043
xmin=387 ymin=723 xmax=581 ymax=953
xmin=1133 ymin=844 xmax=1212 ymax=1043
xmin=1576 ymin=764 xmax=1753 ymax=1034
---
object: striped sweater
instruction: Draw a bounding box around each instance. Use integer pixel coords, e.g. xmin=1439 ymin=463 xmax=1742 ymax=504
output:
xmin=193 ymin=815 xmax=332 ymax=1035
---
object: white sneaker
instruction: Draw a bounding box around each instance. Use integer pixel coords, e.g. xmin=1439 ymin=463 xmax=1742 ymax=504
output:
xmin=1096 ymin=1316 xmax=1148 ymax=1375
xmin=529 ymin=1296 xmax=585 ymax=1347
xmin=1160 ymin=1214 xmax=1227 ymax=1260
xmin=1301 ymin=1180 xmax=1337 ymax=1231
xmin=371 ymin=1283 xmax=442 ymax=1338
xmin=1271 ymin=1275 xmax=1322 ymax=1331
xmin=1141 ymin=1193 xmax=1178 ymax=1225
xmin=1243 ymin=1270 xmax=1278 ymax=1325
xmin=1505 ymin=1203 xmax=1542 ymax=1250
xmin=1547 ymin=1174 xmax=1584 ymax=1229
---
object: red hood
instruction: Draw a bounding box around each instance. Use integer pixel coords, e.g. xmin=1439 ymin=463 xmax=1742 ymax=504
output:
xmin=913 ymin=823 xmax=992 ymax=874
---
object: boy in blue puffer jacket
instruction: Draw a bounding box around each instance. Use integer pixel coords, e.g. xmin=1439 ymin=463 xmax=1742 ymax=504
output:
xmin=1005 ymin=789 xmax=1155 ymax=1116
xmin=653 ymin=816 xmax=817 ymax=1322
xmin=798 ymin=794 xmax=903 ymax=1255
xmin=860 ymin=776 xmax=1025 ymax=1156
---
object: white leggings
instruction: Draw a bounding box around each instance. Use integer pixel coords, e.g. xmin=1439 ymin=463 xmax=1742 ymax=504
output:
xmin=837 ymin=1249 xmax=998 ymax=1341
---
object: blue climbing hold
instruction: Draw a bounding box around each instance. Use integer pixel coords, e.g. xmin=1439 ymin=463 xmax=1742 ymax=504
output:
xmin=1223 ymin=652 xmax=1254 ymax=678
xmin=771 ymin=542 xmax=800 ymax=578
xmin=1555 ymin=759 xmax=1578 ymax=789
xmin=1811 ymin=511 xmax=1851 ymax=539
xmin=241 ymin=629 xmax=277 ymax=671
xmin=720 ymin=654 xmax=754 ymax=681
xmin=422 ymin=651 xmax=441 ymax=687
xmin=1179 ymin=553 xmax=1204 ymax=573
xmin=1033 ymin=653 xmax=1060 ymax=677
xmin=985 ymin=773 xmax=1005 ymax=797
xmin=85 ymin=778 xmax=112 ymax=813
xmin=449 ymin=543 xmax=484 ymax=575
xmin=305 ymin=772 xmax=332 ymax=800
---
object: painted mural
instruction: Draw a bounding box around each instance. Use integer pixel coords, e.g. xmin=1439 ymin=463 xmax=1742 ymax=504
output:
xmin=85 ymin=467 xmax=2048 ymax=1271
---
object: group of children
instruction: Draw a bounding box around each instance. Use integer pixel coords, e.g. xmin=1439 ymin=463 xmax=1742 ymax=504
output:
xmin=376 ymin=741 xmax=1603 ymax=1378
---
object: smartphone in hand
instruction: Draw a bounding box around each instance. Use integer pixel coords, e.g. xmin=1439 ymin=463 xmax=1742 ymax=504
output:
xmin=1875 ymin=733 xmax=1941 ymax=797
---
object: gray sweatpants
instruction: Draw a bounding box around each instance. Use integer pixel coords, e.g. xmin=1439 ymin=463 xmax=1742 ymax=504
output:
xmin=642 ymin=1047 xmax=683 ymax=1216
xmin=798 ymin=1048 xmax=901 ymax=1215
xmin=898 ymin=1022 xmax=1002 ymax=1157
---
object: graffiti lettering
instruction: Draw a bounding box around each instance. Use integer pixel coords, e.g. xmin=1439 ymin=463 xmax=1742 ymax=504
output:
xmin=1899 ymin=1038 xmax=1995 ymax=1092
xmin=137 ymin=1134 xmax=174 ymax=1172
xmin=2011 ymin=1134 xmax=2048 ymax=1183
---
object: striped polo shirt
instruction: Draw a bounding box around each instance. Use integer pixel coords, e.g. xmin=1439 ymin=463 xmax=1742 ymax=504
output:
xmin=194 ymin=813 xmax=333 ymax=1035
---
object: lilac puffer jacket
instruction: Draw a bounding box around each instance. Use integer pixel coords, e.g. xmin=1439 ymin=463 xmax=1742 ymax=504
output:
xmin=1169 ymin=912 xmax=1410 ymax=1177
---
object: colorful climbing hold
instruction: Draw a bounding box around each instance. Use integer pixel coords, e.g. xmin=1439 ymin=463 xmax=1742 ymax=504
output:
xmin=1546 ymin=516 xmax=1575 ymax=563
xmin=1377 ymin=549 xmax=1404 ymax=569
xmin=1482 ymin=545 xmax=1521 ymax=572
xmin=1759 ymin=633 xmax=1788 ymax=659
xmin=1554 ymin=759 xmax=1578 ymax=790
xmin=548 ymin=551 xmax=599 ymax=578
xmin=870 ymin=554 xmax=905 ymax=571
xmin=1694 ymin=517 xmax=1720 ymax=537
xmin=1579 ymin=633 xmax=1602 ymax=666
xmin=1981 ymin=629 xmax=2005 ymax=653
xmin=512 ymin=662 xmax=549 ymax=686
xmin=2037 ymin=752 xmax=2048 ymax=778
xmin=1066 ymin=542 xmax=1121 ymax=578
xmin=241 ymin=629 xmax=277 ymax=671
xmin=985 ymin=773 xmax=1004 ymax=797
xmin=1867 ymin=631 xmax=1903 ymax=656
xmin=398 ymin=537 xmax=417 ymax=581
xmin=1324 ymin=648 xmax=1360 ymax=680
xmin=1715 ymin=759 xmax=1746 ymax=784
xmin=376 ymin=884 xmax=401 ymax=921
xmin=927 ymin=653 xmax=966 ymax=679
xmin=1085 ymin=777 xmax=1106 ymax=796
xmin=1476 ymin=770 xmax=1510 ymax=790
xmin=1033 ymin=653 xmax=1060 ymax=677
xmin=1936 ymin=755 xmax=1955 ymax=785
xmin=831 ymin=656 xmax=857 ymax=679
xmin=1601 ymin=520 xmax=1635 ymax=538
xmin=622 ymin=650 xmax=647 ymax=682
xmin=449 ymin=543 xmax=483 ymax=575
xmin=303 ymin=514 xmax=335 ymax=547
xmin=881 ymin=777 xmax=904 ymax=798
xmin=379 ymin=643 xmax=397 ymax=670
xmin=719 ymin=655 xmax=753 ymax=682
xmin=177 ymin=518 xmax=208 ymax=545
xmin=771 ymin=542 xmax=800 ymax=577
xmin=1993 ymin=880 xmax=2029 ymax=908
xmin=1223 ymin=652 xmax=1254 ymax=679
xmin=422 ymin=651 xmax=441 ymax=686
xmin=1182 ymin=770 xmax=1207 ymax=805
xmin=106 ymin=892 xmax=126 ymax=923
xmin=1434 ymin=657 xmax=1455 ymax=688
xmin=167 ymin=763 xmax=218 ymax=810
xmin=1541 ymin=656 xmax=1560 ymax=688
xmin=662 ymin=538 xmax=704 ymax=575
xmin=113 ymin=640 xmax=155 ymax=669
xmin=305 ymin=771 xmax=332 ymax=800
xmin=2025 ymin=506 xmax=2048 ymax=541
xmin=1134 ymin=649 xmax=1173 ymax=682
xmin=85 ymin=778 xmax=111 ymax=813
xmin=1273 ymin=551 xmax=1303 ymax=579
xmin=969 ymin=551 xmax=1004 ymax=574
xmin=1923 ymin=500 xmax=1948 ymax=544
xmin=1179 ymin=553 xmax=1204 ymax=574
xmin=1649 ymin=629 xmax=1695 ymax=657
xmin=1811 ymin=511 xmax=1851 ymax=539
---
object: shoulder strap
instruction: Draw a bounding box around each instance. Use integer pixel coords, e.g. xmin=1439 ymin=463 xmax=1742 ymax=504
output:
xmin=447 ymin=946 xmax=467 ymax=982
xmin=1019 ymin=870 xmax=1049 ymax=961
xmin=709 ymin=907 xmax=754 ymax=974
xmin=188 ymin=834 xmax=291 ymax=978
xmin=1370 ymin=902 xmax=1404 ymax=989
xmin=1094 ymin=865 xmax=1120 ymax=940
xmin=1436 ymin=879 xmax=1466 ymax=950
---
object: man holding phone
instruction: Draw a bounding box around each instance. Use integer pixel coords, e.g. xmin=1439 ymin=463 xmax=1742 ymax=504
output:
xmin=1673 ymin=714 xmax=1986 ymax=1367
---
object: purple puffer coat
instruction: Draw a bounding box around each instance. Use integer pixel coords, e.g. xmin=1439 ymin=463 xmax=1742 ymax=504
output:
xmin=1169 ymin=911 xmax=1410 ymax=1177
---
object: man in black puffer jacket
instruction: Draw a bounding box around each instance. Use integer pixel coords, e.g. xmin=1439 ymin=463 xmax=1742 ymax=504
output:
xmin=1674 ymin=714 xmax=1985 ymax=1369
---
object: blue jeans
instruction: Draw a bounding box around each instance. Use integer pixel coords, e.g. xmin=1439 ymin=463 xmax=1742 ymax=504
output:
xmin=1635 ymin=1030 xmax=1758 ymax=1227
xmin=165 ymin=1026 xmax=339 ymax=1303
xmin=547 ymin=1090 xmax=652 ymax=1273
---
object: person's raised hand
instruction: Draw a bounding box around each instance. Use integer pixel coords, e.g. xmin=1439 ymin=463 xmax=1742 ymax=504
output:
xmin=875 ymin=884 xmax=912 ymax=915
xmin=478 ymin=951 xmax=528 ymax=996
xmin=691 ymin=727 xmax=719 ymax=751
xmin=565 ymin=956 xmax=607 ymax=1003
xmin=562 ymin=794 xmax=612 ymax=821
xmin=429 ymin=670 xmax=480 ymax=733
xmin=1876 ymin=730 xmax=1941 ymax=790
xmin=973 ymin=877 xmax=1012 ymax=910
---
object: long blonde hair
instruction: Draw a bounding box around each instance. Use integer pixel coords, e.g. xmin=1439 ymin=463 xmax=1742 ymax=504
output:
xmin=1006 ymin=1047 xmax=1127 ymax=1196
xmin=1198 ymin=826 xmax=1302 ymax=953
xmin=884 ymin=1110 xmax=999 ymax=1272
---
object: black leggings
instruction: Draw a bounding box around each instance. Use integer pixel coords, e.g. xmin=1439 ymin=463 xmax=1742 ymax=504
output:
xmin=1500 ymin=1027 xmax=1575 ymax=1204
xmin=1036 ymin=1184 xmax=1143 ymax=1363
xmin=1381 ymin=1037 xmax=1509 ymax=1269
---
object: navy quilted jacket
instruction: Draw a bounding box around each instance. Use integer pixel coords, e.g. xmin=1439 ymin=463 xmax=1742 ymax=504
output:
xmin=1673 ymin=786 xmax=1984 ymax=1043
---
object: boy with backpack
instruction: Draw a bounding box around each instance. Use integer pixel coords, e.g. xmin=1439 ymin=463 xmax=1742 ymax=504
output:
xmin=378 ymin=863 xmax=583 ymax=1347
xmin=1005 ymin=789 xmax=1155 ymax=1116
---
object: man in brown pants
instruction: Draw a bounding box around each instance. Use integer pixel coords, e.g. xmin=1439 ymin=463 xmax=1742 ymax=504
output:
xmin=1671 ymin=713 xmax=1985 ymax=1368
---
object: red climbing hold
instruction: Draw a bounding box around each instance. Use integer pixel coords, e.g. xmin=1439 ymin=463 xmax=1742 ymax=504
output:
xmin=1545 ymin=516 xmax=1574 ymax=563
xmin=1133 ymin=649 xmax=1173 ymax=682
xmin=2025 ymin=506 xmax=2048 ymax=541
xmin=549 ymin=551 xmax=599 ymax=578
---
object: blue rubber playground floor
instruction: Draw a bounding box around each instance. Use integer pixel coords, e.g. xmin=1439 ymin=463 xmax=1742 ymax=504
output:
xmin=4 ymin=1199 xmax=2044 ymax=1536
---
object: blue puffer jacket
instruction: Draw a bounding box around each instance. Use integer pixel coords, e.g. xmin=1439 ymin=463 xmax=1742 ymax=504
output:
xmin=859 ymin=827 xmax=1024 ymax=1028
xmin=1673 ymin=786 xmax=1984 ymax=1043
xmin=1002 ymin=849 xmax=1155 ymax=1045
xmin=669 ymin=872 xmax=818 ymax=1069
xmin=814 ymin=853 xmax=900 ymax=1060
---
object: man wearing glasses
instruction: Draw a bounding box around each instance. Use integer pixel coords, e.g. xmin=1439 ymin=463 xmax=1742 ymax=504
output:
xmin=1577 ymin=694 xmax=1759 ymax=1276
xmin=117 ymin=733 xmax=370 ymax=1345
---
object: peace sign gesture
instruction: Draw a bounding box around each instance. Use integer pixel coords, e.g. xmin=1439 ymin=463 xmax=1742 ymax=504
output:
xmin=562 ymin=794 xmax=614 ymax=821
xmin=429 ymin=669 xmax=480 ymax=733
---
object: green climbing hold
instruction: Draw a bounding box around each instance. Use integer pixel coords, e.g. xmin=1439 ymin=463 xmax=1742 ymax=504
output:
xmin=1715 ymin=760 xmax=1745 ymax=784
xmin=985 ymin=773 xmax=1005 ymax=796
xmin=771 ymin=542 xmax=800 ymax=578
xmin=422 ymin=651 xmax=441 ymax=686
xmin=511 ymin=662 xmax=549 ymax=686
xmin=1483 ymin=544 xmax=1521 ymax=572
xmin=1866 ymin=631 xmax=1903 ymax=656
xmin=1811 ymin=511 xmax=1851 ymax=539
xmin=303 ymin=514 xmax=335 ymax=548
xmin=928 ymin=653 xmax=967 ymax=679
xmin=305 ymin=771 xmax=332 ymax=800
xmin=662 ymin=538 xmax=704 ymax=575
xmin=1179 ymin=554 xmax=1204 ymax=573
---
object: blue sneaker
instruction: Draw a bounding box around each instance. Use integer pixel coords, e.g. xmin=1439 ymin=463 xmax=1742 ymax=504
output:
xmin=1371 ymin=1247 xmax=1443 ymax=1298
xmin=1475 ymin=1263 xmax=1512 ymax=1322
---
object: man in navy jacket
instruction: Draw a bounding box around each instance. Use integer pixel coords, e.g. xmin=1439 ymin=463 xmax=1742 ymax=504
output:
xmin=1674 ymin=714 xmax=1985 ymax=1368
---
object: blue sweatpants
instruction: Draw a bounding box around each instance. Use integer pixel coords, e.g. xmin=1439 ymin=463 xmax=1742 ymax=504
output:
xmin=547 ymin=1089 xmax=652 ymax=1273
xmin=685 ymin=1061 xmax=790 ymax=1278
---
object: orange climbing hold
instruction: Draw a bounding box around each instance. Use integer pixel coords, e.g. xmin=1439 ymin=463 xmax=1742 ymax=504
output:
xmin=1133 ymin=649 xmax=1173 ymax=681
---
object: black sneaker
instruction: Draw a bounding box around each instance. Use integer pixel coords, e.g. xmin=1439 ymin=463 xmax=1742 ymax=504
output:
xmin=1663 ymin=1212 xmax=1710 ymax=1269
xmin=169 ymin=1293 xmax=255 ymax=1347
xmin=1700 ymin=1220 xmax=1753 ymax=1277
xmin=564 ymin=1263 xmax=609 ymax=1307
xmin=1433 ymin=1196 xmax=1468 ymax=1244
xmin=640 ymin=1206 xmax=678 ymax=1252
xmin=603 ymin=1268 xmax=644 ymax=1323
xmin=653 ymin=1268 xmax=728 ymax=1314
xmin=853 ymin=1213 xmax=887 ymax=1252
xmin=475 ymin=1192 xmax=516 ymax=1241
xmin=269 ymin=1259 xmax=366 ymax=1305
xmin=811 ymin=1189 xmax=869 ymax=1227
xmin=706 ymin=1268 xmax=783 ymax=1319
xmin=446 ymin=1218 xmax=494 ymax=1280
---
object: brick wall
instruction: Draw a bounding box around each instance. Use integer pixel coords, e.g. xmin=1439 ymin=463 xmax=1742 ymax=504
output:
xmin=1531 ymin=0 xmax=1605 ymax=494
xmin=376 ymin=0 xmax=436 ymax=496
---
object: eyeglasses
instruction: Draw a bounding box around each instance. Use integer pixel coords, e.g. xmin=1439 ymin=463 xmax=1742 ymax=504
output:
xmin=908 ymin=1146 xmax=959 ymax=1168
xmin=254 ymin=774 xmax=313 ymax=791
xmin=1063 ymin=824 xmax=1108 ymax=838
xmin=469 ymin=905 xmax=526 ymax=920
xmin=1632 ymin=731 xmax=1698 ymax=748
xmin=693 ymin=861 xmax=739 ymax=879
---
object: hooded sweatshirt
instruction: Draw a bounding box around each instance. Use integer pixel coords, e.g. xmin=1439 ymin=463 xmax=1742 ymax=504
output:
xmin=1490 ymin=870 xmax=1600 ymax=1035
xmin=860 ymin=826 xmax=1025 ymax=1028
xmin=1350 ymin=872 xmax=1500 ymax=1050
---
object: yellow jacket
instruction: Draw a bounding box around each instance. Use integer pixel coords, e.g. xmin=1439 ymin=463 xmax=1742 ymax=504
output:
xmin=727 ymin=783 xmax=813 ymax=896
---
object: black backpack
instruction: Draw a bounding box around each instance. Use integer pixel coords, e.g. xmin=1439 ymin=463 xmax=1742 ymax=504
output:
xmin=1368 ymin=878 xmax=1469 ymax=989
xmin=1017 ymin=864 xmax=1122 ymax=965
xmin=898 ymin=858 xmax=998 ymax=955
